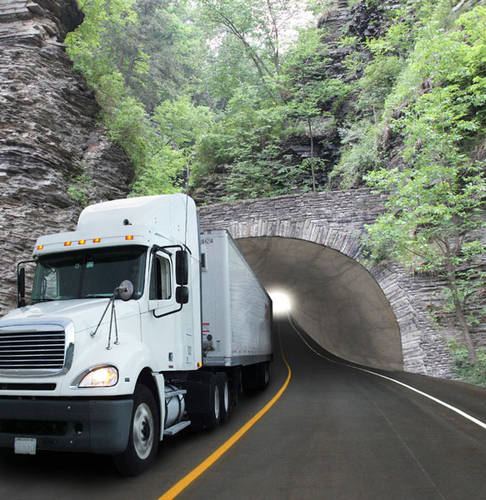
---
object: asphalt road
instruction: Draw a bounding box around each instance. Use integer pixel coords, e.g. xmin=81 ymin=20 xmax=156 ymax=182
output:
xmin=1 ymin=319 xmax=485 ymax=500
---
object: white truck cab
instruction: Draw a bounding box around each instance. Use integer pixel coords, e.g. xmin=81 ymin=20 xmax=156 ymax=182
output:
xmin=0 ymin=195 xmax=272 ymax=475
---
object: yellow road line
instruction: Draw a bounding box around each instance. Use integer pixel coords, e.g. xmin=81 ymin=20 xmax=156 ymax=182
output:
xmin=158 ymin=324 xmax=291 ymax=500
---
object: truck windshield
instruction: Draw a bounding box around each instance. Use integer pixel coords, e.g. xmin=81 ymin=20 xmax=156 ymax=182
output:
xmin=31 ymin=246 xmax=147 ymax=303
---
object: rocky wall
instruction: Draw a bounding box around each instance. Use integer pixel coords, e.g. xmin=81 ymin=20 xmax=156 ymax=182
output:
xmin=0 ymin=0 xmax=133 ymax=315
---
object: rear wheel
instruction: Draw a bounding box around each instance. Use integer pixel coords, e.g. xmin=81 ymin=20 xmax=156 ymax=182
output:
xmin=261 ymin=362 xmax=270 ymax=388
xmin=242 ymin=362 xmax=271 ymax=391
xmin=113 ymin=384 xmax=159 ymax=476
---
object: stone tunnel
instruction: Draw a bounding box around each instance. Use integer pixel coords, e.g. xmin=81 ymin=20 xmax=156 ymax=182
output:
xmin=199 ymin=190 xmax=459 ymax=378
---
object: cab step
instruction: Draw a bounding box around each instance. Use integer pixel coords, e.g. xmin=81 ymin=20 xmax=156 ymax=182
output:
xmin=164 ymin=420 xmax=191 ymax=436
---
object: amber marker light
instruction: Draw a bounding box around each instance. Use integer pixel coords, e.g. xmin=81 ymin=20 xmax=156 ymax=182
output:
xmin=64 ymin=241 xmax=72 ymax=247
xmin=93 ymin=237 xmax=101 ymax=243
xmin=197 ymin=362 xmax=202 ymax=368
xmin=125 ymin=235 xmax=134 ymax=241
xmin=36 ymin=244 xmax=44 ymax=250
xmin=78 ymin=239 xmax=86 ymax=245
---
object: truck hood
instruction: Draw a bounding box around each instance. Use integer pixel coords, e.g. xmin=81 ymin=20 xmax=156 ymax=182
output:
xmin=0 ymin=299 xmax=140 ymax=334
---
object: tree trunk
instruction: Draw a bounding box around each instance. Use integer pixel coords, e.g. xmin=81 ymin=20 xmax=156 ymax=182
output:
xmin=308 ymin=118 xmax=316 ymax=192
xmin=446 ymin=257 xmax=478 ymax=363
xmin=452 ymin=0 xmax=467 ymax=12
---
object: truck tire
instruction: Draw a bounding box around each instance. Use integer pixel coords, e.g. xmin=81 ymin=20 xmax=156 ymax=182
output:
xmin=202 ymin=375 xmax=220 ymax=430
xmin=260 ymin=361 xmax=271 ymax=389
xmin=113 ymin=384 xmax=159 ymax=476
xmin=242 ymin=362 xmax=270 ymax=392
xmin=216 ymin=372 xmax=230 ymax=423
xmin=230 ymin=367 xmax=242 ymax=409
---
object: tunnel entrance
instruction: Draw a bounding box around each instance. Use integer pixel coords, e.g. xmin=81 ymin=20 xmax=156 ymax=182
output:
xmin=236 ymin=237 xmax=404 ymax=371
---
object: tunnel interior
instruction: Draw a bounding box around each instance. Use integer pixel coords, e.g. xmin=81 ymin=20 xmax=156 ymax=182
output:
xmin=236 ymin=237 xmax=404 ymax=371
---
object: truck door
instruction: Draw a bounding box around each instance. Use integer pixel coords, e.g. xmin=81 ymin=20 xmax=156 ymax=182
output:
xmin=142 ymin=250 xmax=194 ymax=371
xmin=141 ymin=251 xmax=178 ymax=370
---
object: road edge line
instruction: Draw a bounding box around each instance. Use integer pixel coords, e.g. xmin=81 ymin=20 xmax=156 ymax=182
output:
xmin=287 ymin=315 xmax=486 ymax=431
xmin=158 ymin=323 xmax=292 ymax=500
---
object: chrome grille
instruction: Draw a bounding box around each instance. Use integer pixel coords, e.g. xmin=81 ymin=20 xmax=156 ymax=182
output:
xmin=0 ymin=330 xmax=65 ymax=371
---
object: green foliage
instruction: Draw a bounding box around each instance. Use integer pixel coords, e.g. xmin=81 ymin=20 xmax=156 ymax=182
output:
xmin=132 ymin=0 xmax=205 ymax=110
xmin=358 ymin=55 xmax=403 ymax=116
xmin=214 ymin=88 xmax=294 ymax=198
xmin=364 ymin=5 xmax=486 ymax=360
xmin=66 ymin=0 xmax=186 ymax=195
xmin=329 ymin=121 xmax=379 ymax=189
xmin=67 ymin=164 xmax=91 ymax=206
xmin=282 ymin=27 xmax=328 ymax=83
xmin=130 ymin=146 xmax=184 ymax=196
xmin=448 ymin=340 xmax=486 ymax=387
xmin=154 ymin=97 xmax=214 ymax=150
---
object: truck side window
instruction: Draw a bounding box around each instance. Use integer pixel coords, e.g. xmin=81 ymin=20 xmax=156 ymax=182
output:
xmin=150 ymin=255 xmax=172 ymax=300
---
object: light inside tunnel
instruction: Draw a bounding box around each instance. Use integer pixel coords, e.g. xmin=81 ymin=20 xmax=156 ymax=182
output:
xmin=269 ymin=291 xmax=291 ymax=315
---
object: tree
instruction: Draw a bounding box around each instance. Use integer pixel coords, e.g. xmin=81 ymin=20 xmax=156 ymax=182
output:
xmin=283 ymin=26 xmax=341 ymax=191
xmin=67 ymin=0 xmax=186 ymax=195
xmin=197 ymin=0 xmax=311 ymax=97
xmin=286 ymin=83 xmax=326 ymax=191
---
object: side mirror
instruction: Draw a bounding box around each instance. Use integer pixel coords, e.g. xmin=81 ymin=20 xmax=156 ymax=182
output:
xmin=17 ymin=267 xmax=26 ymax=307
xmin=176 ymin=286 xmax=189 ymax=304
xmin=117 ymin=280 xmax=134 ymax=301
xmin=176 ymin=250 xmax=188 ymax=285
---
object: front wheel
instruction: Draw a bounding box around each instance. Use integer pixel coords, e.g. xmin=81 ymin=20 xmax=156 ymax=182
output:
xmin=113 ymin=384 xmax=159 ymax=476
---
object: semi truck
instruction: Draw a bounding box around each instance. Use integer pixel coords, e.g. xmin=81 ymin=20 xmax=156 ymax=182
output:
xmin=0 ymin=194 xmax=272 ymax=475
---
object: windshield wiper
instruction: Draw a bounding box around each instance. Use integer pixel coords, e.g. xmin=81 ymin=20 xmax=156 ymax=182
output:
xmin=85 ymin=294 xmax=112 ymax=298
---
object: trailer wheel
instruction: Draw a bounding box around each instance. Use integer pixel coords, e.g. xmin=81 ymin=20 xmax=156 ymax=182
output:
xmin=261 ymin=362 xmax=270 ymax=388
xmin=242 ymin=362 xmax=271 ymax=392
xmin=216 ymin=372 xmax=230 ymax=423
xmin=113 ymin=384 xmax=159 ymax=476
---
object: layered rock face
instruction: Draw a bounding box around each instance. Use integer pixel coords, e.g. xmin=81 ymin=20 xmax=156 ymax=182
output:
xmin=0 ymin=0 xmax=133 ymax=315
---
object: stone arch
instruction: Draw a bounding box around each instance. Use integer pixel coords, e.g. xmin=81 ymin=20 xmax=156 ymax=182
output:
xmin=217 ymin=218 xmax=426 ymax=373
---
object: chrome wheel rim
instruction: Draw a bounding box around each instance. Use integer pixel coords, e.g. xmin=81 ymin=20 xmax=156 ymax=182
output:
xmin=223 ymin=381 xmax=230 ymax=413
xmin=214 ymin=385 xmax=220 ymax=420
xmin=133 ymin=402 xmax=154 ymax=460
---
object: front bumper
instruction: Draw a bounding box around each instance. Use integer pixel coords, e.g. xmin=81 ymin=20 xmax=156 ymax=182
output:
xmin=0 ymin=397 xmax=133 ymax=455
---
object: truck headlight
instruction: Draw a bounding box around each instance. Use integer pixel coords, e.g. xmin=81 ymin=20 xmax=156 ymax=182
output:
xmin=77 ymin=366 xmax=119 ymax=388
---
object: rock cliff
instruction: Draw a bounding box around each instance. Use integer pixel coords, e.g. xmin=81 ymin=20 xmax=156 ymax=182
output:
xmin=0 ymin=0 xmax=134 ymax=315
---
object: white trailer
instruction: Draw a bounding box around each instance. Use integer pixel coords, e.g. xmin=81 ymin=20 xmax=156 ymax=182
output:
xmin=0 ymin=195 xmax=272 ymax=475
xmin=201 ymin=230 xmax=272 ymax=363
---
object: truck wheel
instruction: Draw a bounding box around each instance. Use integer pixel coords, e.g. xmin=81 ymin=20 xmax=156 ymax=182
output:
xmin=230 ymin=368 xmax=242 ymax=409
xmin=113 ymin=384 xmax=159 ymax=476
xmin=216 ymin=372 xmax=230 ymax=423
xmin=202 ymin=375 xmax=220 ymax=430
xmin=242 ymin=362 xmax=270 ymax=391
xmin=261 ymin=362 xmax=270 ymax=388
